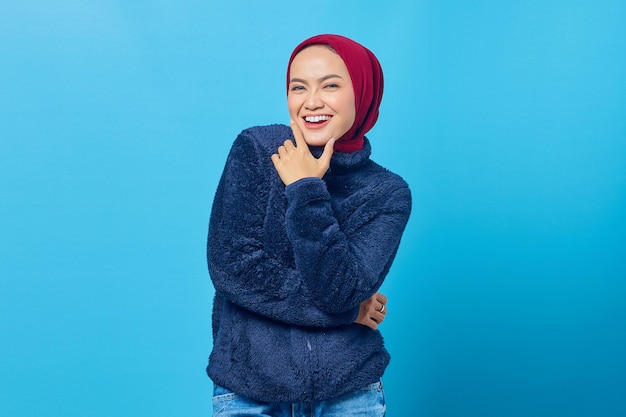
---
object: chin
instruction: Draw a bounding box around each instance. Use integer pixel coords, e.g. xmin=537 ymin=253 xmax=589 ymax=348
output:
xmin=303 ymin=136 xmax=331 ymax=147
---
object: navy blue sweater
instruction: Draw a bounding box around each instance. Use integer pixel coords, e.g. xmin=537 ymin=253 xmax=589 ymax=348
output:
xmin=207 ymin=124 xmax=411 ymax=402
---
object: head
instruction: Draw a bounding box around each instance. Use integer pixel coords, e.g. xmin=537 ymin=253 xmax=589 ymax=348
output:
xmin=286 ymin=34 xmax=384 ymax=153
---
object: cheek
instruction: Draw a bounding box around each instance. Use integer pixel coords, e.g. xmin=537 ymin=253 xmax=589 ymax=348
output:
xmin=287 ymin=97 xmax=300 ymax=116
xmin=337 ymin=89 xmax=355 ymax=112
xmin=341 ymin=97 xmax=356 ymax=126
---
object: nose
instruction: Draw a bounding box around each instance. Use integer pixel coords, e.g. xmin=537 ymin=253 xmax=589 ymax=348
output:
xmin=304 ymin=89 xmax=324 ymax=110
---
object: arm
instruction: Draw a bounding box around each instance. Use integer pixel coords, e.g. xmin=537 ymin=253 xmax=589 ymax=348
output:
xmin=207 ymin=129 xmax=359 ymax=327
xmin=284 ymin=177 xmax=411 ymax=312
xmin=272 ymin=122 xmax=412 ymax=314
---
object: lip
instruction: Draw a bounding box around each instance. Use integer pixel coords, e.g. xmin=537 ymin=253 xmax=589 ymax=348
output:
xmin=301 ymin=115 xmax=332 ymax=130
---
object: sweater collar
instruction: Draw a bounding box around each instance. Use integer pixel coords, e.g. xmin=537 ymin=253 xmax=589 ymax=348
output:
xmin=309 ymin=137 xmax=372 ymax=172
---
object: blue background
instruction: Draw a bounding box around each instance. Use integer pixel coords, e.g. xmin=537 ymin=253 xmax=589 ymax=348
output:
xmin=1 ymin=1 xmax=624 ymax=416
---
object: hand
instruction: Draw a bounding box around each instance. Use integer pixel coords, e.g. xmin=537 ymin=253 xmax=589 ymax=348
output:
xmin=354 ymin=292 xmax=388 ymax=330
xmin=271 ymin=120 xmax=335 ymax=186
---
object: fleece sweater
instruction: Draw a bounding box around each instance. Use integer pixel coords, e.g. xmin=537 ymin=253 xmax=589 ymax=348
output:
xmin=206 ymin=124 xmax=412 ymax=403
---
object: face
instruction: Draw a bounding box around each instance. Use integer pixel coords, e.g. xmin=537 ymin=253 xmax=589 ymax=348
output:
xmin=288 ymin=45 xmax=356 ymax=147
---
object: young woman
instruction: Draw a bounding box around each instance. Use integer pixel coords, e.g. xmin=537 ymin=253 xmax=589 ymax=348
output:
xmin=207 ymin=34 xmax=411 ymax=416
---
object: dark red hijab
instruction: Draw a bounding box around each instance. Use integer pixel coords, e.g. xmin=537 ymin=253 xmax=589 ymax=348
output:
xmin=286 ymin=34 xmax=384 ymax=153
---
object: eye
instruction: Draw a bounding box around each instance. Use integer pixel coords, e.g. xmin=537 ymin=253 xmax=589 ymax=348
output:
xmin=324 ymin=83 xmax=339 ymax=89
xmin=290 ymin=85 xmax=306 ymax=92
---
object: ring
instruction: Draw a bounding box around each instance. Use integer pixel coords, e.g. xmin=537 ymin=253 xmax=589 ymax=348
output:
xmin=378 ymin=304 xmax=385 ymax=313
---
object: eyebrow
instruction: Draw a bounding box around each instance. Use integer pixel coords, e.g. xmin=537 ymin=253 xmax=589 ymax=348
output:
xmin=289 ymin=74 xmax=344 ymax=84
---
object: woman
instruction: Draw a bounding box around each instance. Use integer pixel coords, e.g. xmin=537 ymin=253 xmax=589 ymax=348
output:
xmin=207 ymin=34 xmax=411 ymax=416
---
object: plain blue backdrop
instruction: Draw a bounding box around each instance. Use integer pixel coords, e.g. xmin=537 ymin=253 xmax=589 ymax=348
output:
xmin=1 ymin=1 xmax=624 ymax=416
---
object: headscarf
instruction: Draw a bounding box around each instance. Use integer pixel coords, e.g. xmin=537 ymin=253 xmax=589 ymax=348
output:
xmin=286 ymin=34 xmax=384 ymax=153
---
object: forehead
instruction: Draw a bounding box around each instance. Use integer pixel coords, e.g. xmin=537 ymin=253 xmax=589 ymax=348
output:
xmin=290 ymin=45 xmax=349 ymax=76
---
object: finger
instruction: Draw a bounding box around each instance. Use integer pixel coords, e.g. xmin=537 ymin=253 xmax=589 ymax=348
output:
xmin=283 ymin=139 xmax=296 ymax=152
xmin=372 ymin=312 xmax=385 ymax=324
xmin=289 ymin=119 xmax=308 ymax=149
xmin=319 ymin=138 xmax=335 ymax=166
xmin=367 ymin=318 xmax=379 ymax=330
xmin=278 ymin=145 xmax=288 ymax=158
xmin=370 ymin=299 xmax=386 ymax=314
xmin=375 ymin=292 xmax=388 ymax=305
xmin=271 ymin=153 xmax=281 ymax=168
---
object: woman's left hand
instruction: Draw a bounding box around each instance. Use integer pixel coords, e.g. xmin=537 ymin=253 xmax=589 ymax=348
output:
xmin=354 ymin=292 xmax=388 ymax=330
xmin=271 ymin=120 xmax=335 ymax=186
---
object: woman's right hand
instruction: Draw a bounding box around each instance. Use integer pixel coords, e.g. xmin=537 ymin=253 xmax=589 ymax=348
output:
xmin=354 ymin=292 xmax=388 ymax=330
xmin=270 ymin=120 xmax=335 ymax=186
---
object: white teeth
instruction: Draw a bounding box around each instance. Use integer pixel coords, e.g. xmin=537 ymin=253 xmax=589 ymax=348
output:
xmin=305 ymin=115 xmax=331 ymax=123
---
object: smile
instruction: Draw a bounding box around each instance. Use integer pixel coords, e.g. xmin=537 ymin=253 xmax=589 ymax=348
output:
xmin=304 ymin=115 xmax=332 ymax=123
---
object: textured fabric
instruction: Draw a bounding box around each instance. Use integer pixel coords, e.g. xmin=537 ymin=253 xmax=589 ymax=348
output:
xmin=286 ymin=34 xmax=384 ymax=153
xmin=207 ymin=124 xmax=411 ymax=403
xmin=213 ymin=381 xmax=386 ymax=416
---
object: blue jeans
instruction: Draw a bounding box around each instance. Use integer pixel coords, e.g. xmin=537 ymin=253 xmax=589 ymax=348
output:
xmin=212 ymin=380 xmax=386 ymax=416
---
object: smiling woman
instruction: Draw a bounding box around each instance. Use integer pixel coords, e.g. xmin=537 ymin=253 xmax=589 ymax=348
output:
xmin=287 ymin=45 xmax=356 ymax=147
xmin=206 ymin=34 xmax=411 ymax=416
xmin=286 ymin=35 xmax=384 ymax=154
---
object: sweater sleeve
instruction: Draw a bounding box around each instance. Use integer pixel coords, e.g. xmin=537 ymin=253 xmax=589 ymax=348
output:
xmin=284 ymin=175 xmax=412 ymax=313
xmin=207 ymin=130 xmax=359 ymax=327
